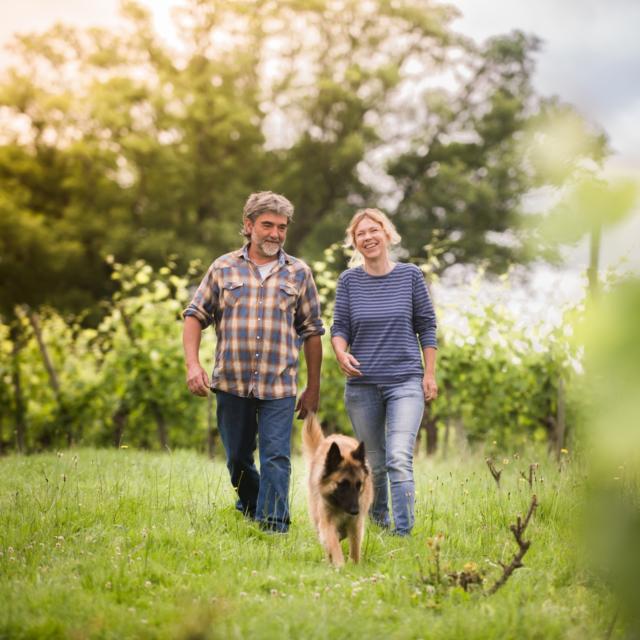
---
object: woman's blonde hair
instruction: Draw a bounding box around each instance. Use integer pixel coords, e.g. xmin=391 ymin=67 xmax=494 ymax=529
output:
xmin=344 ymin=208 xmax=401 ymax=266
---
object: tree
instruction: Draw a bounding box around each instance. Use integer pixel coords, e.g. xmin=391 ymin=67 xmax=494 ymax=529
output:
xmin=0 ymin=0 xmax=608 ymax=317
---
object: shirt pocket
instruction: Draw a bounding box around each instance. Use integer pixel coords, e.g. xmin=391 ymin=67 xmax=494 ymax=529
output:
xmin=222 ymin=281 xmax=244 ymax=309
xmin=278 ymin=282 xmax=298 ymax=312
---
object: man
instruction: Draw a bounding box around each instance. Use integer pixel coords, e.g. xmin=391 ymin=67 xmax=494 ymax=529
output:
xmin=182 ymin=191 xmax=324 ymax=533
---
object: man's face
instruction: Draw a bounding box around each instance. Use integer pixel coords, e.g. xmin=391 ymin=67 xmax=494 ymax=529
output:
xmin=245 ymin=212 xmax=289 ymax=260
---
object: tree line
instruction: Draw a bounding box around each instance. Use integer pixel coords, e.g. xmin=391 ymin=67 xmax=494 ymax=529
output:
xmin=1 ymin=0 xmax=605 ymax=323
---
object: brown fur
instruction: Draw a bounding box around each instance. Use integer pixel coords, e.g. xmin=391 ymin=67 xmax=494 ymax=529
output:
xmin=302 ymin=413 xmax=373 ymax=567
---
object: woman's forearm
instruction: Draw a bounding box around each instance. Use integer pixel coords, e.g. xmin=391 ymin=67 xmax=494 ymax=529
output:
xmin=423 ymin=346 xmax=437 ymax=377
xmin=331 ymin=336 xmax=349 ymax=356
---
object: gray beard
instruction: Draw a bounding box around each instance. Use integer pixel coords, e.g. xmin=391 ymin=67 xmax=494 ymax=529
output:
xmin=261 ymin=241 xmax=281 ymax=256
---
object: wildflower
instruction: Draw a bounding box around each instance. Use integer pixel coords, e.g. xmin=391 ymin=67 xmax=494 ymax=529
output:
xmin=120 ymin=445 xmax=129 ymax=449
xmin=144 ymin=581 xmax=152 ymax=588
xmin=560 ymin=448 xmax=568 ymax=454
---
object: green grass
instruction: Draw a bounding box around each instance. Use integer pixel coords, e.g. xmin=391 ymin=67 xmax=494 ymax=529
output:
xmin=0 ymin=448 xmax=617 ymax=639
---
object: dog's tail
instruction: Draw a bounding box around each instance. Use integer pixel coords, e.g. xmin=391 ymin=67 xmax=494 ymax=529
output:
xmin=302 ymin=412 xmax=324 ymax=459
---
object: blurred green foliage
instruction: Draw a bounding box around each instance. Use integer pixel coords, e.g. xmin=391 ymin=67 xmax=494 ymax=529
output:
xmin=576 ymin=279 xmax=640 ymax=637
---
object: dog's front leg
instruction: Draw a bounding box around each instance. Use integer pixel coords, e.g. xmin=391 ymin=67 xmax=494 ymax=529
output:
xmin=348 ymin=518 xmax=364 ymax=564
xmin=320 ymin=527 xmax=344 ymax=567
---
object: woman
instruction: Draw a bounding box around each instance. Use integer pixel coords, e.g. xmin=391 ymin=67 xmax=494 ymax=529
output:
xmin=331 ymin=208 xmax=437 ymax=536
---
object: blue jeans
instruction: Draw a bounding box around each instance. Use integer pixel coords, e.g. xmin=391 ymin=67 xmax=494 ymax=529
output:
xmin=344 ymin=378 xmax=424 ymax=535
xmin=215 ymin=390 xmax=296 ymax=533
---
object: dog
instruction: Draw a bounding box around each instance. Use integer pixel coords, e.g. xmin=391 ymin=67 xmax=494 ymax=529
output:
xmin=302 ymin=413 xmax=373 ymax=567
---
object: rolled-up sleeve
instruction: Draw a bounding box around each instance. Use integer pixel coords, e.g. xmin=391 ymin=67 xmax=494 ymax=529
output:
xmin=330 ymin=271 xmax=351 ymax=343
xmin=412 ymin=267 xmax=437 ymax=349
xmin=182 ymin=263 xmax=219 ymax=329
xmin=295 ymin=267 xmax=325 ymax=341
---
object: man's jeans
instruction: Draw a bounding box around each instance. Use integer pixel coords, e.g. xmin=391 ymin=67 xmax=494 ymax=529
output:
xmin=215 ymin=390 xmax=296 ymax=533
xmin=345 ymin=378 xmax=424 ymax=535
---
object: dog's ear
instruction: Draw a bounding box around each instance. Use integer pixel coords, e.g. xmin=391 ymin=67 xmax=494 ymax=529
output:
xmin=324 ymin=442 xmax=343 ymax=476
xmin=352 ymin=441 xmax=366 ymax=464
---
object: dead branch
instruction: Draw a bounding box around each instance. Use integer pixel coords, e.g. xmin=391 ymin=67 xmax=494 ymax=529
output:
xmin=519 ymin=463 xmax=538 ymax=489
xmin=487 ymin=494 xmax=538 ymax=595
xmin=448 ymin=563 xmax=483 ymax=592
xmin=485 ymin=458 xmax=502 ymax=487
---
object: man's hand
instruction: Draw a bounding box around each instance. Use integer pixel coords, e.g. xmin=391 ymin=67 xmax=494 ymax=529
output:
xmin=296 ymin=386 xmax=319 ymax=419
xmin=186 ymin=363 xmax=210 ymax=397
xmin=335 ymin=351 xmax=363 ymax=378
xmin=423 ymin=374 xmax=438 ymax=402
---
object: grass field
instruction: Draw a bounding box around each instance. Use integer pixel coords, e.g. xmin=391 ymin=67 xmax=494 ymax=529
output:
xmin=0 ymin=447 xmax=618 ymax=639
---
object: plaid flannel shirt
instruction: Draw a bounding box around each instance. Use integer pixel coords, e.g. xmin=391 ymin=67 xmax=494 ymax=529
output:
xmin=183 ymin=245 xmax=325 ymax=399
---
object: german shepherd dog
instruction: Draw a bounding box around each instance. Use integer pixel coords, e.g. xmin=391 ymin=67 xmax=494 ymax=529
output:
xmin=302 ymin=413 xmax=373 ymax=567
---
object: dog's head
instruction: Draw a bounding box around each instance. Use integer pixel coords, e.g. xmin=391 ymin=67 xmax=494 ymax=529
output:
xmin=322 ymin=441 xmax=369 ymax=516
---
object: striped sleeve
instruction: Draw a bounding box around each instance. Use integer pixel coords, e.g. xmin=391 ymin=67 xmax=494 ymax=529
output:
xmin=411 ymin=266 xmax=437 ymax=349
xmin=330 ymin=271 xmax=351 ymax=342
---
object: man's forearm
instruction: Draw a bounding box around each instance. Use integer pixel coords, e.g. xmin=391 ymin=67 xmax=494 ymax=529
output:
xmin=303 ymin=335 xmax=323 ymax=390
xmin=183 ymin=316 xmax=204 ymax=367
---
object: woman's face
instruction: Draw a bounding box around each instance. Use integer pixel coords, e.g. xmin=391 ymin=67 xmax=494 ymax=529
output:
xmin=353 ymin=216 xmax=388 ymax=260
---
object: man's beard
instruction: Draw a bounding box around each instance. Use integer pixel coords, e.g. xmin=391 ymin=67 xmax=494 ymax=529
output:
xmin=260 ymin=240 xmax=281 ymax=257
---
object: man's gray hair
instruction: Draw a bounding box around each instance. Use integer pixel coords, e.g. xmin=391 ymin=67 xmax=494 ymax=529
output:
xmin=243 ymin=191 xmax=294 ymax=223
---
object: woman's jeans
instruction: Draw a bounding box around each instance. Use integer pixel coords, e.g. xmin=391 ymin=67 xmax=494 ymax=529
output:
xmin=215 ymin=390 xmax=296 ymax=533
xmin=345 ymin=378 xmax=424 ymax=535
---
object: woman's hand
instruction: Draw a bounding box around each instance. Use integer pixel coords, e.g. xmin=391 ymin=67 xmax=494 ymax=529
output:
xmin=335 ymin=351 xmax=363 ymax=378
xmin=423 ymin=373 xmax=438 ymax=402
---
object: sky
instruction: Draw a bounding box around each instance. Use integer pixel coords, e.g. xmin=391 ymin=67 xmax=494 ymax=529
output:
xmin=2 ymin=0 xmax=639 ymax=273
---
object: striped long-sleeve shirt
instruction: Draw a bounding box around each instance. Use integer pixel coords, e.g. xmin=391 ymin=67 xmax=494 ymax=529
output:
xmin=183 ymin=245 xmax=324 ymax=399
xmin=331 ymin=263 xmax=437 ymax=385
